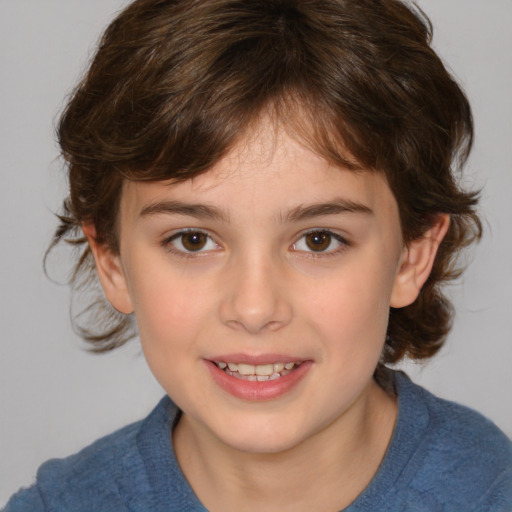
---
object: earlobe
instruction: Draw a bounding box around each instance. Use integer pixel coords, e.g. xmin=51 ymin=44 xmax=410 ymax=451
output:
xmin=82 ymin=223 xmax=134 ymax=315
xmin=390 ymin=214 xmax=450 ymax=308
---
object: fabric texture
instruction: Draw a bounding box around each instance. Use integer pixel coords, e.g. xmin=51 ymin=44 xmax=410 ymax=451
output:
xmin=5 ymin=372 xmax=512 ymax=511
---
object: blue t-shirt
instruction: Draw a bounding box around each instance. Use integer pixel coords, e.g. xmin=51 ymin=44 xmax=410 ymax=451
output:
xmin=5 ymin=371 xmax=512 ymax=511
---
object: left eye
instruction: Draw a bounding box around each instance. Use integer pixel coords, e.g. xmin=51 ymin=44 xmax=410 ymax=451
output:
xmin=293 ymin=231 xmax=346 ymax=253
xmin=167 ymin=231 xmax=218 ymax=253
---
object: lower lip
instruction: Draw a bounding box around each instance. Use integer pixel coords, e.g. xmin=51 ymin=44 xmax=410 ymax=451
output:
xmin=205 ymin=360 xmax=312 ymax=401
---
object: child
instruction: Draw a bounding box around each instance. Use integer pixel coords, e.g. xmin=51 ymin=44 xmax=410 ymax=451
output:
xmin=5 ymin=0 xmax=511 ymax=510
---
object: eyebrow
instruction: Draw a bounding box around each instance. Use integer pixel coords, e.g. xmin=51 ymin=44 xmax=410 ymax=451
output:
xmin=284 ymin=199 xmax=373 ymax=223
xmin=139 ymin=200 xmax=228 ymax=222
xmin=139 ymin=198 xmax=373 ymax=224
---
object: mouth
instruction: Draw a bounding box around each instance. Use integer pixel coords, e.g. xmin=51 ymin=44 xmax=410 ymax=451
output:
xmin=214 ymin=361 xmax=302 ymax=382
xmin=206 ymin=358 xmax=312 ymax=400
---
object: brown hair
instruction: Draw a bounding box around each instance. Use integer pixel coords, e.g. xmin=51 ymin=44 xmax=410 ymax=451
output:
xmin=52 ymin=0 xmax=481 ymax=363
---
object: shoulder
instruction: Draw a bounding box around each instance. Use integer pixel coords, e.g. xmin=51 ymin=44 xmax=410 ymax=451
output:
xmin=414 ymin=377 xmax=511 ymax=468
xmin=4 ymin=421 xmax=141 ymax=512
xmin=4 ymin=397 xmax=174 ymax=512
xmin=395 ymin=372 xmax=512 ymax=511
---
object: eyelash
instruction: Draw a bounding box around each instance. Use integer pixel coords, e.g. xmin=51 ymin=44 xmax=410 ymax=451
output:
xmin=161 ymin=229 xmax=220 ymax=259
xmin=161 ymin=229 xmax=350 ymax=259
xmin=291 ymin=229 xmax=350 ymax=258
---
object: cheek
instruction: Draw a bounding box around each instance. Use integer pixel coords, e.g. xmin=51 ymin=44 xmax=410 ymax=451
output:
xmin=125 ymin=255 xmax=216 ymax=351
xmin=129 ymin=270 xmax=217 ymax=402
xmin=302 ymin=257 xmax=396 ymax=353
xmin=135 ymin=284 xmax=209 ymax=344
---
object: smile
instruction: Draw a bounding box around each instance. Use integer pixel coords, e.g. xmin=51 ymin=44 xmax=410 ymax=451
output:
xmin=214 ymin=361 xmax=301 ymax=381
xmin=207 ymin=359 xmax=312 ymax=401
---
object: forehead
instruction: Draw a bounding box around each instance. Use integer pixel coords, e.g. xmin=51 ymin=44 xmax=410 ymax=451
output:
xmin=119 ymin=121 xmax=399 ymax=226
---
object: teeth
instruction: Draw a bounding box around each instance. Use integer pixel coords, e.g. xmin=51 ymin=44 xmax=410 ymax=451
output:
xmin=273 ymin=363 xmax=285 ymax=373
xmin=255 ymin=364 xmax=274 ymax=376
xmin=216 ymin=361 xmax=299 ymax=379
xmin=238 ymin=363 xmax=255 ymax=376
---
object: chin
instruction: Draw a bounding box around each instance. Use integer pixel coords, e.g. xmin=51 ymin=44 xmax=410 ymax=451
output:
xmin=210 ymin=415 xmax=314 ymax=455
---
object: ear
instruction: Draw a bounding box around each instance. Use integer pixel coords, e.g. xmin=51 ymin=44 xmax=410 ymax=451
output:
xmin=82 ymin=223 xmax=134 ymax=314
xmin=390 ymin=214 xmax=450 ymax=308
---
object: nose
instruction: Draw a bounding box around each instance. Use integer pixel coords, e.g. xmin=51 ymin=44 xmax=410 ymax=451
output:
xmin=218 ymin=251 xmax=293 ymax=334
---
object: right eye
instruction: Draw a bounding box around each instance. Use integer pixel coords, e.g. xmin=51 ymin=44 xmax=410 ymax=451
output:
xmin=165 ymin=230 xmax=219 ymax=254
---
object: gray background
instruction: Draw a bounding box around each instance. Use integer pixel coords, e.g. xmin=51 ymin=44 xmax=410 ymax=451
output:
xmin=1 ymin=0 xmax=511 ymax=505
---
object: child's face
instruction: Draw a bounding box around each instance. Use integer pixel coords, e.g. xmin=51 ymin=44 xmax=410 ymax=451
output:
xmin=96 ymin=121 xmax=424 ymax=454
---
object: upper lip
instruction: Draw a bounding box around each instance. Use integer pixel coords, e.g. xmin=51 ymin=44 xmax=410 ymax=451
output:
xmin=207 ymin=353 xmax=309 ymax=365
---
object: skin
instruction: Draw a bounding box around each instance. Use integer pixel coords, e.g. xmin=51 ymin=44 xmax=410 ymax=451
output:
xmin=85 ymin=121 xmax=449 ymax=511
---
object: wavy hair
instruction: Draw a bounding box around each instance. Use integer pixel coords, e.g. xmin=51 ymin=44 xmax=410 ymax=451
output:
xmin=51 ymin=0 xmax=481 ymax=364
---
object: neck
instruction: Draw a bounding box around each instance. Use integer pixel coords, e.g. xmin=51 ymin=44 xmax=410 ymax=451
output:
xmin=173 ymin=379 xmax=397 ymax=512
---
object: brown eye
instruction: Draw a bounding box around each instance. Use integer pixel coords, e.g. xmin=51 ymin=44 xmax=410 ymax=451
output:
xmin=292 ymin=230 xmax=348 ymax=255
xmin=305 ymin=231 xmax=332 ymax=252
xmin=165 ymin=230 xmax=219 ymax=255
xmin=181 ymin=232 xmax=208 ymax=251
